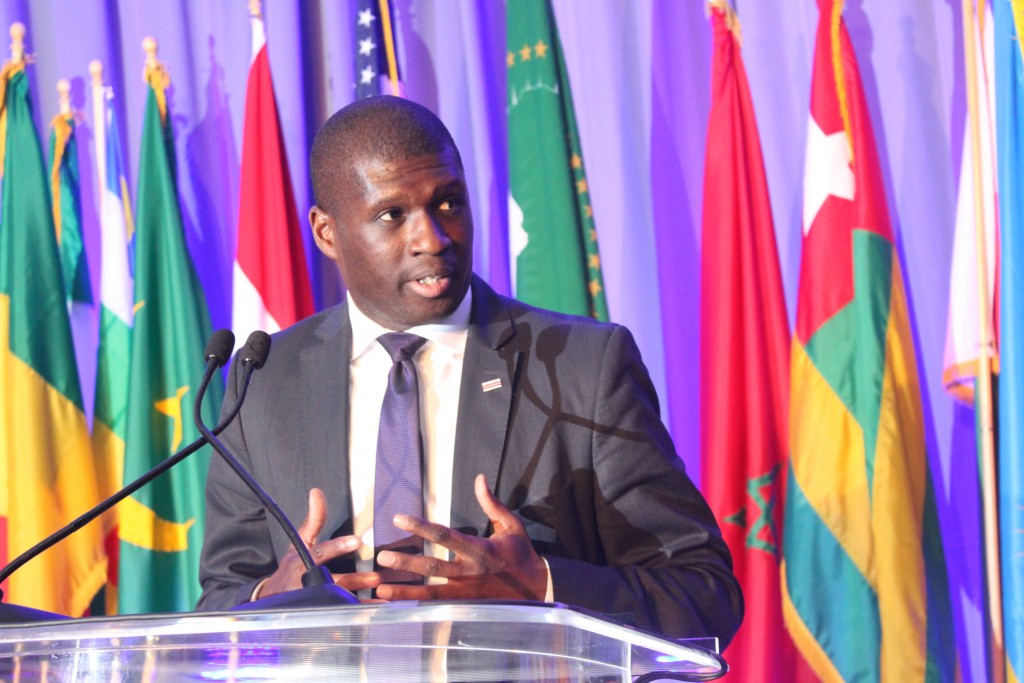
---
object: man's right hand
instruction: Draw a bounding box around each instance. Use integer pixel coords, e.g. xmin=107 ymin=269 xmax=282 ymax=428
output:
xmin=253 ymin=487 xmax=381 ymax=600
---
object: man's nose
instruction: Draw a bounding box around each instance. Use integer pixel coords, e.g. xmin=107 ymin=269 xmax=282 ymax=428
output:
xmin=409 ymin=212 xmax=451 ymax=254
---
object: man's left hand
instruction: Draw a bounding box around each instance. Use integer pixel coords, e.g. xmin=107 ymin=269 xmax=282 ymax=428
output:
xmin=375 ymin=474 xmax=548 ymax=601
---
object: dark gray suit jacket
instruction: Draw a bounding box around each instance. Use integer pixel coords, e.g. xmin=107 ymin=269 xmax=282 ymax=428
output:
xmin=197 ymin=277 xmax=742 ymax=643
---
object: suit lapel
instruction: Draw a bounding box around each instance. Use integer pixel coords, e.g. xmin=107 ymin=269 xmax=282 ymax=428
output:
xmin=299 ymin=303 xmax=354 ymax=536
xmin=451 ymin=278 xmax=520 ymax=538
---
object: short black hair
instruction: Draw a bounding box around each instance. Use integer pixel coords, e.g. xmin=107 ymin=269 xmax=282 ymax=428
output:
xmin=310 ymin=96 xmax=463 ymax=213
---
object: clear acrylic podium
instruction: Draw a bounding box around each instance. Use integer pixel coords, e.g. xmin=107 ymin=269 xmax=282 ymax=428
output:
xmin=0 ymin=601 xmax=726 ymax=681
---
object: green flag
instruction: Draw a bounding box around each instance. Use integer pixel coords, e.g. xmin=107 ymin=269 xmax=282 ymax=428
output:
xmin=92 ymin=82 xmax=136 ymax=615
xmin=507 ymin=0 xmax=608 ymax=320
xmin=0 ymin=62 xmax=105 ymax=616
xmin=49 ymin=112 xmax=92 ymax=304
xmin=118 ymin=65 xmax=221 ymax=613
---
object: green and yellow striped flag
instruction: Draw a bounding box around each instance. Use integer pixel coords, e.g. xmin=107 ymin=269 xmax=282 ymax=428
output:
xmin=49 ymin=107 xmax=92 ymax=304
xmin=0 ymin=56 xmax=105 ymax=616
xmin=782 ymin=2 xmax=956 ymax=680
xmin=91 ymin=76 xmax=135 ymax=615
xmin=117 ymin=50 xmax=221 ymax=613
xmin=507 ymin=0 xmax=607 ymax=320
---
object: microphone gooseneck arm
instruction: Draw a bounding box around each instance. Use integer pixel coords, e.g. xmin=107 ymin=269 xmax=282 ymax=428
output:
xmin=192 ymin=333 xmax=329 ymax=587
xmin=0 ymin=334 xmax=252 ymax=591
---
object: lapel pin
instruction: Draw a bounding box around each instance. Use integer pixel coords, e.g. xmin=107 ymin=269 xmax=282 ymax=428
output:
xmin=481 ymin=378 xmax=502 ymax=392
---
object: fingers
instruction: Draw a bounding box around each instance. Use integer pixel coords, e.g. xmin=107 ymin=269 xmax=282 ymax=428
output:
xmin=333 ymin=571 xmax=382 ymax=592
xmin=392 ymin=514 xmax=483 ymax=560
xmin=308 ymin=535 xmax=360 ymax=564
xmin=297 ymin=487 xmax=328 ymax=547
xmin=377 ymin=549 xmax=472 ymax=577
xmin=376 ymin=583 xmax=447 ymax=602
xmin=474 ymin=474 xmax=524 ymax=535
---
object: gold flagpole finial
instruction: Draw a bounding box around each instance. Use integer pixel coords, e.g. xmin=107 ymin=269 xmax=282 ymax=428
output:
xmin=142 ymin=36 xmax=158 ymax=73
xmin=141 ymin=36 xmax=170 ymax=118
xmin=248 ymin=0 xmax=262 ymax=19
xmin=10 ymin=22 xmax=25 ymax=65
xmin=706 ymin=1 xmax=743 ymax=44
xmin=56 ymin=78 xmax=71 ymax=115
xmin=89 ymin=60 xmax=104 ymax=88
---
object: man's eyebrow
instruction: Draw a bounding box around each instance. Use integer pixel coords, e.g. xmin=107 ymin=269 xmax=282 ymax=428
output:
xmin=365 ymin=191 xmax=407 ymax=208
xmin=433 ymin=178 xmax=467 ymax=195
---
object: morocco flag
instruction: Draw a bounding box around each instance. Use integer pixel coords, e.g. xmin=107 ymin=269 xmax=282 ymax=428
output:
xmin=699 ymin=4 xmax=812 ymax=679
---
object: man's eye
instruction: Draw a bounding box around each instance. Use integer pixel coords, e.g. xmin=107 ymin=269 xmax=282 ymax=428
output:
xmin=438 ymin=198 xmax=461 ymax=214
xmin=379 ymin=209 xmax=402 ymax=222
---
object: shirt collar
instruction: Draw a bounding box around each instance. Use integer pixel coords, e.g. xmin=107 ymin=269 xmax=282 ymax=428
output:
xmin=348 ymin=287 xmax=473 ymax=361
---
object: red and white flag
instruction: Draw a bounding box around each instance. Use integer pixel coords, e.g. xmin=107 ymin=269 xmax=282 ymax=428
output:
xmin=233 ymin=7 xmax=314 ymax=339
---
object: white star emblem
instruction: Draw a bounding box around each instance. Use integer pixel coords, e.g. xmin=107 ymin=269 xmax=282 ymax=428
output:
xmin=358 ymin=8 xmax=376 ymax=27
xmin=360 ymin=66 xmax=376 ymax=85
xmin=802 ymin=116 xmax=855 ymax=234
xmin=359 ymin=37 xmax=377 ymax=56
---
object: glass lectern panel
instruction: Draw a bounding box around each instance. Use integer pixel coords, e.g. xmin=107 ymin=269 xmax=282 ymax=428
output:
xmin=0 ymin=602 xmax=725 ymax=681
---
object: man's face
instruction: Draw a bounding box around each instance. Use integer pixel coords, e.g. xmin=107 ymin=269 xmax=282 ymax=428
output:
xmin=310 ymin=147 xmax=474 ymax=330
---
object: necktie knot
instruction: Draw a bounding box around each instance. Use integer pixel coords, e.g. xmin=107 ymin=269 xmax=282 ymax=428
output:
xmin=377 ymin=332 xmax=427 ymax=363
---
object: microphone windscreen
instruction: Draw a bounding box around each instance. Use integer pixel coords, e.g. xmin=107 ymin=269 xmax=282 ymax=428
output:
xmin=205 ymin=329 xmax=236 ymax=367
xmin=242 ymin=331 xmax=272 ymax=368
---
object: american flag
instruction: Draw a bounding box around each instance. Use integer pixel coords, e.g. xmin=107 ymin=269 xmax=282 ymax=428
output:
xmin=355 ymin=0 xmax=401 ymax=98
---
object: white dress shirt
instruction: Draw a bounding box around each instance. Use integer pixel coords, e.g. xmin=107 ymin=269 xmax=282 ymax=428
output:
xmin=347 ymin=290 xmax=472 ymax=577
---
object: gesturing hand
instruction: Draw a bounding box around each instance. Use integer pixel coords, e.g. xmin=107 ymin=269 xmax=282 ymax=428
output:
xmin=375 ymin=474 xmax=548 ymax=601
xmin=254 ymin=488 xmax=381 ymax=600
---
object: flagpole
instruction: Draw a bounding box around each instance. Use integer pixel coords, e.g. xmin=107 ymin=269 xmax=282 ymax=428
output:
xmin=962 ymin=1 xmax=1004 ymax=679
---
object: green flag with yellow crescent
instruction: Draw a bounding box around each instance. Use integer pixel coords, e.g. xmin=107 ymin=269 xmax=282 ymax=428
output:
xmin=507 ymin=0 xmax=608 ymax=320
xmin=118 ymin=59 xmax=221 ymax=613
xmin=0 ymin=61 xmax=105 ymax=616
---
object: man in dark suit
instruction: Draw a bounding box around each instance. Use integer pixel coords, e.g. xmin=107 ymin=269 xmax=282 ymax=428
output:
xmin=198 ymin=96 xmax=742 ymax=644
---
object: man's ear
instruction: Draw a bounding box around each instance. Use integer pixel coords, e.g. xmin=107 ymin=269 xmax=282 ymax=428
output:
xmin=310 ymin=205 xmax=338 ymax=259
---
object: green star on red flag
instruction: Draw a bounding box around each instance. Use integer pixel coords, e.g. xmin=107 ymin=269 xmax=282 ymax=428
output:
xmin=723 ymin=465 xmax=780 ymax=558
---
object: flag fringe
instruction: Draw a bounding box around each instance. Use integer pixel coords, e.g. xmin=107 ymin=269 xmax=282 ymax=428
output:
xmin=49 ymin=112 xmax=73 ymax=243
xmin=829 ymin=0 xmax=854 ymax=162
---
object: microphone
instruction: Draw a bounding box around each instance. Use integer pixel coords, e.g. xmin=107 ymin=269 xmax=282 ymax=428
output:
xmin=0 ymin=329 xmax=257 ymax=622
xmin=192 ymin=331 xmax=358 ymax=609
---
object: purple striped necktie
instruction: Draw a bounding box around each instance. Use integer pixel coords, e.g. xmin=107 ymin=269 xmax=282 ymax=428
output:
xmin=373 ymin=332 xmax=428 ymax=584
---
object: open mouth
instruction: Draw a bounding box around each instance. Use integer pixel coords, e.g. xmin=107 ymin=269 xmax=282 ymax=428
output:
xmin=409 ymin=272 xmax=454 ymax=297
xmin=417 ymin=274 xmax=445 ymax=286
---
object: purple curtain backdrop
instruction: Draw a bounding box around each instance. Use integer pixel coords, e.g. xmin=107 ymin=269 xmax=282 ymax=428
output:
xmin=0 ymin=1 xmax=985 ymax=678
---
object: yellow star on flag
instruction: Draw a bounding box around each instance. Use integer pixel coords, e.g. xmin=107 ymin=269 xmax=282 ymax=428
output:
xmin=520 ymin=44 xmax=532 ymax=61
xmin=507 ymin=51 xmax=515 ymax=67
xmin=154 ymin=385 xmax=190 ymax=451
xmin=576 ymin=178 xmax=588 ymax=194
xmin=589 ymin=279 xmax=602 ymax=297
xmin=571 ymin=153 xmax=582 ymax=169
xmin=588 ymin=228 xmax=597 ymax=242
xmin=588 ymin=254 xmax=601 ymax=269
xmin=534 ymin=39 xmax=549 ymax=58
xmin=584 ymin=204 xmax=593 ymax=218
